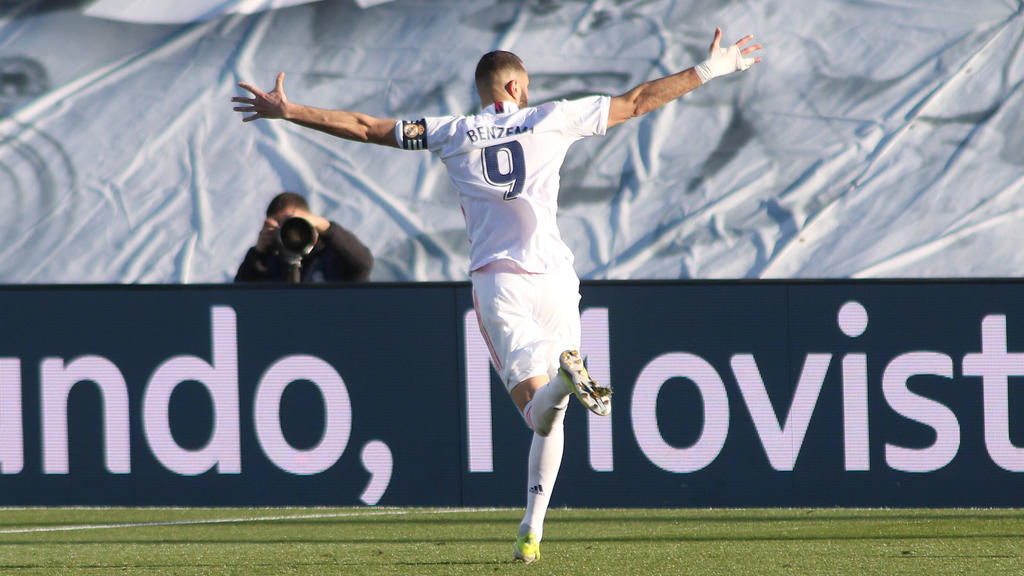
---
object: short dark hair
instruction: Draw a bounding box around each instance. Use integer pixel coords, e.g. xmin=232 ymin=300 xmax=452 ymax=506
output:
xmin=474 ymin=50 xmax=525 ymax=89
xmin=266 ymin=192 xmax=309 ymax=217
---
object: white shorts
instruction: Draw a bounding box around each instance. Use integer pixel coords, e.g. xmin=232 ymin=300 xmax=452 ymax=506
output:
xmin=471 ymin=261 xmax=581 ymax=392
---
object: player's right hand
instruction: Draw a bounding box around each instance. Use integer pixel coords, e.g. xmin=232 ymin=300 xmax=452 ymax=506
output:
xmin=694 ymin=28 xmax=762 ymax=84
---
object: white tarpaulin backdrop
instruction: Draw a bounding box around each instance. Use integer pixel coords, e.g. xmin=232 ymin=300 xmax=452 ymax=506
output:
xmin=1 ymin=0 xmax=1022 ymax=283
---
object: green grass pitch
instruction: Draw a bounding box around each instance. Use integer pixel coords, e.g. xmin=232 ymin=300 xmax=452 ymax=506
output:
xmin=0 ymin=507 xmax=1020 ymax=575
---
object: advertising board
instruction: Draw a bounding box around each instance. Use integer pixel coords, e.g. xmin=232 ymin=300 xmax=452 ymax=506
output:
xmin=1 ymin=281 xmax=1022 ymax=506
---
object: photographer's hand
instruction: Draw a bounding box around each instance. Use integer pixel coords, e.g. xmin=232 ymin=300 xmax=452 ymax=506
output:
xmin=255 ymin=218 xmax=280 ymax=254
xmin=290 ymin=209 xmax=331 ymax=234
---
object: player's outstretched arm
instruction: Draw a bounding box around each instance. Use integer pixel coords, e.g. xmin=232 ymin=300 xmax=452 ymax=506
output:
xmin=232 ymin=72 xmax=399 ymax=148
xmin=607 ymin=28 xmax=762 ymax=128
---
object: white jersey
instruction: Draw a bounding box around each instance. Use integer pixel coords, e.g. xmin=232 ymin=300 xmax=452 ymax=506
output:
xmin=395 ymin=96 xmax=610 ymax=273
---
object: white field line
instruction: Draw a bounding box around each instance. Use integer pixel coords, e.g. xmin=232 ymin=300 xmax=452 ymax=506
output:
xmin=0 ymin=508 xmax=507 ymax=535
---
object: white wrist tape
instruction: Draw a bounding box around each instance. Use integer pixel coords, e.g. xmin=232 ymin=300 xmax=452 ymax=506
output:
xmin=695 ymin=44 xmax=754 ymax=84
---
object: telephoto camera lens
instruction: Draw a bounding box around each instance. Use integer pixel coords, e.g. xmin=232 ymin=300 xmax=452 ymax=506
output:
xmin=278 ymin=217 xmax=317 ymax=255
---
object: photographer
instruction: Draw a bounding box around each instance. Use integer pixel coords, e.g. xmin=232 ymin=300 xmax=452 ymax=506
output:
xmin=234 ymin=192 xmax=373 ymax=283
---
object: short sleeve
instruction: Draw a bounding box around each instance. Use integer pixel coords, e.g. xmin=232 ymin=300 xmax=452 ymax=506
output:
xmin=560 ymin=95 xmax=610 ymax=138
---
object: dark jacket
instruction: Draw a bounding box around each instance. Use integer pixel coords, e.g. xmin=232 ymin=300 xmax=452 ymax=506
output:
xmin=234 ymin=222 xmax=373 ymax=283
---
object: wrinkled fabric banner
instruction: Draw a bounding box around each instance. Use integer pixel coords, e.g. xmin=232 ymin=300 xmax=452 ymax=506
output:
xmin=83 ymin=0 xmax=393 ymax=23
xmin=1 ymin=0 xmax=1022 ymax=283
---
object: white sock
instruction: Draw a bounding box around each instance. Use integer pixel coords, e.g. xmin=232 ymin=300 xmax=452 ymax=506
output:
xmin=522 ymin=379 xmax=570 ymax=436
xmin=519 ymin=410 xmax=565 ymax=541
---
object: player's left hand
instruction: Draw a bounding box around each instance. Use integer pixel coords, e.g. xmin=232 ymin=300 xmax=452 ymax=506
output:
xmin=232 ymin=72 xmax=289 ymax=122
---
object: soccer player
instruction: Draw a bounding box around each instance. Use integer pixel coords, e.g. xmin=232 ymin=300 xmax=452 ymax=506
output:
xmin=232 ymin=27 xmax=761 ymax=563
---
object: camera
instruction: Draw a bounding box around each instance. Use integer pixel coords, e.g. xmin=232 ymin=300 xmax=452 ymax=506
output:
xmin=277 ymin=216 xmax=318 ymax=283
xmin=277 ymin=216 xmax=318 ymax=258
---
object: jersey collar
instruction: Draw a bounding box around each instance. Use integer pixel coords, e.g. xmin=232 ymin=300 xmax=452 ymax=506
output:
xmin=484 ymin=100 xmax=520 ymax=115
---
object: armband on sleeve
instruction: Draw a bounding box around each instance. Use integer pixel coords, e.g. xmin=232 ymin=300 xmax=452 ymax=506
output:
xmin=397 ymin=119 xmax=428 ymax=150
